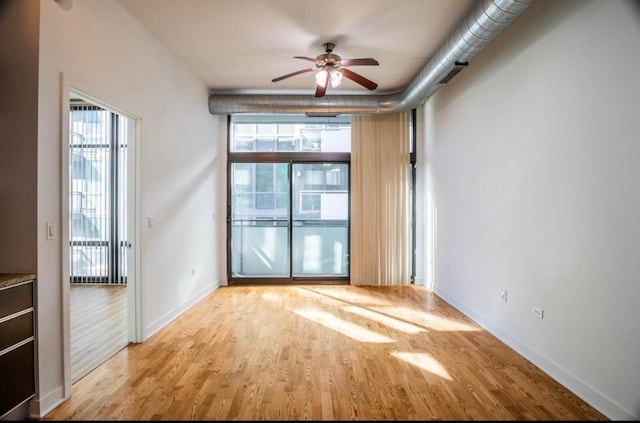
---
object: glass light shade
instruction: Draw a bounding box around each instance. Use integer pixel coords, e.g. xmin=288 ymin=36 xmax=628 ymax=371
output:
xmin=315 ymin=69 xmax=328 ymax=87
xmin=330 ymin=70 xmax=343 ymax=88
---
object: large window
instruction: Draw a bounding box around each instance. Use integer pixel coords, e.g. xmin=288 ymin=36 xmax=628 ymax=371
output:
xmin=69 ymin=102 xmax=129 ymax=284
xmin=230 ymin=119 xmax=351 ymax=153
xmin=228 ymin=115 xmax=351 ymax=284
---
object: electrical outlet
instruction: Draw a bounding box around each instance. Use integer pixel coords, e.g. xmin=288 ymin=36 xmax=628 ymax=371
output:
xmin=191 ymin=268 xmax=197 ymax=276
xmin=500 ymin=290 xmax=507 ymax=303
xmin=532 ymin=307 xmax=544 ymax=319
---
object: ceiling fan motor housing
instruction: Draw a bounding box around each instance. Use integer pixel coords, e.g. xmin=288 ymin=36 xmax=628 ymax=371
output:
xmin=315 ymin=42 xmax=340 ymax=68
xmin=316 ymin=54 xmax=340 ymax=68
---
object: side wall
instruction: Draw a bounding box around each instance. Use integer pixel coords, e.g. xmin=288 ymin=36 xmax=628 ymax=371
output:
xmin=421 ymin=0 xmax=640 ymax=419
xmin=36 ymin=0 xmax=223 ymax=415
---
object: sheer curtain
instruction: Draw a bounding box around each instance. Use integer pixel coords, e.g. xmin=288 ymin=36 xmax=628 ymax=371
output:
xmin=351 ymin=111 xmax=411 ymax=286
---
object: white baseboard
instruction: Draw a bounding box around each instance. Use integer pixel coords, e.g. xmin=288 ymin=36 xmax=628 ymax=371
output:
xmin=30 ymin=385 xmax=65 ymax=419
xmin=144 ymin=282 xmax=219 ymax=340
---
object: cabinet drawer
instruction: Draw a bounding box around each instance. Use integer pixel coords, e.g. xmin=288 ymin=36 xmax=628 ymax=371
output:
xmin=0 ymin=340 xmax=35 ymax=417
xmin=0 ymin=311 xmax=34 ymax=353
xmin=0 ymin=282 xmax=33 ymax=319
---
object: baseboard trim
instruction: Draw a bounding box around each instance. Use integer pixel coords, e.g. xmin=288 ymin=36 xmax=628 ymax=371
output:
xmin=29 ymin=385 xmax=65 ymax=419
xmin=144 ymin=282 xmax=219 ymax=341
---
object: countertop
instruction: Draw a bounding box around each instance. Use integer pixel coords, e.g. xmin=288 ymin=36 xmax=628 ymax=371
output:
xmin=0 ymin=273 xmax=36 ymax=289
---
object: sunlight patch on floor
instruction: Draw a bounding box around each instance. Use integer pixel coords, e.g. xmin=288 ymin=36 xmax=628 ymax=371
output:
xmin=293 ymin=308 xmax=395 ymax=343
xmin=391 ymin=351 xmax=452 ymax=380
xmin=373 ymin=306 xmax=480 ymax=332
xmin=302 ymin=286 xmax=392 ymax=306
xmin=343 ymin=305 xmax=425 ymax=334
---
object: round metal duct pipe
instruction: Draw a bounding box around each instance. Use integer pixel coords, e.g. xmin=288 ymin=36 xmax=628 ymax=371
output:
xmin=208 ymin=0 xmax=535 ymax=115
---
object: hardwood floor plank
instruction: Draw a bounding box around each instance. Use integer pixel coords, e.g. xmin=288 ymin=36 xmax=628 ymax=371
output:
xmin=70 ymin=284 xmax=128 ymax=383
xmin=47 ymin=285 xmax=608 ymax=420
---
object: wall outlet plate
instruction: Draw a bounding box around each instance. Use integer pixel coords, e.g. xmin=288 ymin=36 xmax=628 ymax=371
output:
xmin=532 ymin=307 xmax=544 ymax=319
xmin=500 ymin=290 xmax=507 ymax=302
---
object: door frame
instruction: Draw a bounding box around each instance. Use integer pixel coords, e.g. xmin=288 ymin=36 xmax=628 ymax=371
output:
xmin=60 ymin=74 xmax=142 ymax=397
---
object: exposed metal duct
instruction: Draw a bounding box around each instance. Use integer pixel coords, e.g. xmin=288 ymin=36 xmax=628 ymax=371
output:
xmin=208 ymin=0 xmax=536 ymax=115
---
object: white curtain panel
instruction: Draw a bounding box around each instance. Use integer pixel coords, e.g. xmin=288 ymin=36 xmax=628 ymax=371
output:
xmin=351 ymin=111 xmax=411 ymax=286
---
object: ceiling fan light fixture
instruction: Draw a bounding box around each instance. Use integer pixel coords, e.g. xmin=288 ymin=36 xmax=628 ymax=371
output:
xmin=315 ymin=69 xmax=328 ymax=87
xmin=330 ymin=69 xmax=343 ymax=88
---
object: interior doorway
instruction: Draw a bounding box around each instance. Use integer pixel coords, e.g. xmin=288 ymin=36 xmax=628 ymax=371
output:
xmin=66 ymin=91 xmax=138 ymax=383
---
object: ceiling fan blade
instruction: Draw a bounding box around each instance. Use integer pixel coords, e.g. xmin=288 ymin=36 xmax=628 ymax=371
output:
xmin=294 ymin=56 xmax=317 ymax=62
xmin=341 ymin=68 xmax=378 ymax=90
xmin=272 ymin=68 xmax=314 ymax=83
xmin=339 ymin=58 xmax=379 ymax=66
xmin=315 ymin=71 xmax=330 ymax=98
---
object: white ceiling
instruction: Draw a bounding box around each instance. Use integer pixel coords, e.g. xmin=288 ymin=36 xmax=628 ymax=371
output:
xmin=118 ymin=0 xmax=475 ymax=95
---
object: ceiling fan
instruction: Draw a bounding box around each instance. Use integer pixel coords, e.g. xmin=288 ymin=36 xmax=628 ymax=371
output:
xmin=272 ymin=42 xmax=379 ymax=98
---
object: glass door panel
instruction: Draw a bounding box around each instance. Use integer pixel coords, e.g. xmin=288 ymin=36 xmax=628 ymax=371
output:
xmin=292 ymin=163 xmax=349 ymax=277
xmin=230 ymin=163 xmax=290 ymax=277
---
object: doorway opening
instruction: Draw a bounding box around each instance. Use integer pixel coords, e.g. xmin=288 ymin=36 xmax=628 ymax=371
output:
xmin=66 ymin=92 xmax=137 ymax=382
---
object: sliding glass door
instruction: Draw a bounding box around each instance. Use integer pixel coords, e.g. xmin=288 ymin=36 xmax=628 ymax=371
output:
xmin=292 ymin=163 xmax=349 ymax=277
xmin=229 ymin=161 xmax=349 ymax=281
xmin=228 ymin=114 xmax=351 ymax=284
xmin=230 ymin=162 xmax=290 ymax=277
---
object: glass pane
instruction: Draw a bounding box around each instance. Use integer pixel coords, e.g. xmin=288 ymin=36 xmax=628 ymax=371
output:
xmin=233 ymin=164 xmax=253 ymax=190
xmin=276 ymin=193 xmax=288 ymax=209
xmin=70 ymin=107 xmax=112 ymax=280
xmin=235 ymin=124 xmax=255 ymax=137
xmin=230 ymin=116 xmax=351 ymax=153
xmin=292 ymin=163 xmax=349 ymax=276
xmin=276 ymin=164 xmax=288 ymax=193
xmin=256 ymin=193 xmax=275 ymax=209
xmin=255 ymin=164 xmax=274 ymax=192
xmin=231 ymin=163 xmax=290 ymax=277
xmin=257 ymin=124 xmax=276 ymax=136
xmin=256 ymin=137 xmax=275 ymax=152
xmin=234 ymin=137 xmax=254 ymax=151
xmin=233 ymin=193 xmax=253 ymax=209
xmin=277 ymin=136 xmax=295 ymax=151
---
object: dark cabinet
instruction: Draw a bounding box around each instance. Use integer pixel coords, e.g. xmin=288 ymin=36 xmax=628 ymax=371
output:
xmin=0 ymin=277 xmax=36 ymax=419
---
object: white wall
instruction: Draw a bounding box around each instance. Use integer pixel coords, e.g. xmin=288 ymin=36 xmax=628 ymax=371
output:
xmin=421 ymin=0 xmax=640 ymax=419
xmin=36 ymin=0 xmax=223 ymax=415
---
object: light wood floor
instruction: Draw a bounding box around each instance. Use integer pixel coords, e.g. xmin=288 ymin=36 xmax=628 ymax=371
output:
xmin=48 ymin=285 xmax=607 ymax=420
xmin=70 ymin=284 xmax=128 ymax=383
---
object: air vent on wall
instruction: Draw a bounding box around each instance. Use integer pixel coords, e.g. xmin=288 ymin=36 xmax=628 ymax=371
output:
xmin=438 ymin=61 xmax=469 ymax=84
xmin=305 ymin=112 xmax=340 ymax=118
